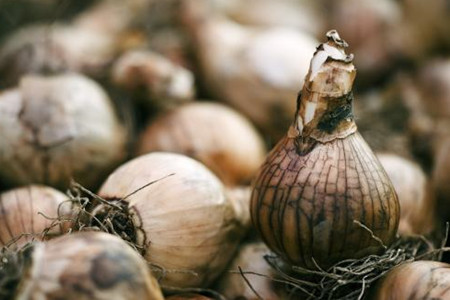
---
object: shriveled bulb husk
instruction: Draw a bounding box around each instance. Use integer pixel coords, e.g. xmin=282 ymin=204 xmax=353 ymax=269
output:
xmin=367 ymin=261 xmax=450 ymax=300
xmin=95 ymin=152 xmax=248 ymax=288
xmin=215 ymin=242 xmax=282 ymax=300
xmin=179 ymin=0 xmax=318 ymax=140
xmin=11 ymin=232 xmax=164 ymax=300
xmin=0 ymin=185 xmax=73 ymax=249
xmin=377 ymin=153 xmax=435 ymax=236
xmin=137 ymin=102 xmax=266 ymax=185
xmin=112 ymin=50 xmax=195 ymax=108
xmin=0 ymin=73 xmax=126 ymax=189
xmin=0 ymin=23 xmax=116 ymax=86
xmin=250 ymin=30 xmax=400 ymax=269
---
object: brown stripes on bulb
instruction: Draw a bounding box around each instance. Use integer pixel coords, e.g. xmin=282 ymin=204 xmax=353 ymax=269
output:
xmin=250 ymin=132 xmax=399 ymax=269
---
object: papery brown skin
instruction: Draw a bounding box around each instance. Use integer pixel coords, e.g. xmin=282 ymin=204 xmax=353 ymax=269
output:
xmin=137 ymin=102 xmax=266 ymax=185
xmin=250 ymin=31 xmax=399 ymax=269
xmin=98 ymin=152 xmax=248 ymax=288
xmin=251 ymin=133 xmax=399 ymax=269
xmin=0 ymin=73 xmax=126 ymax=189
xmin=377 ymin=153 xmax=435 ymax=236
xmin=368 ymin=261 xmax=450 ymax=300
xmin=0 ymin=185 xmax=73 ymax=249
xmin=15 ymin=232 xmax=164 ymax=300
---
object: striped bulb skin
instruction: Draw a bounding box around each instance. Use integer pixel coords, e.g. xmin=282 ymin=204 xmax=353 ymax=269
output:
xmin=250 ymin=132 xmax=400 ymax=269
xmin=251 ymin=30 xmax=400 ymax=269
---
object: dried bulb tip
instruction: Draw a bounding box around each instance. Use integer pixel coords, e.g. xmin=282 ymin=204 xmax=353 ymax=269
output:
xmin=308 ymin=30 xmax=354 ymax=83
xmin=326 ymin=30 xmax=348 ymax=48
xmin=318 ymin=29 xmax=354 ymax=64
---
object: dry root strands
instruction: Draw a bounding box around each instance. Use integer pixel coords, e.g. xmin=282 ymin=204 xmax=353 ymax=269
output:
xmin=0 ymin=185 xmax=73 ymax=249
xmin=250 ymin=30 xmax=400 ymax=269
xmin=112 ymin=50 xmax=195 ymax=108
xmin=368 ymin=261 xmax=450 ymax=300
xmin=179 ymin=0 xmax=318 ymax=140
xmin=215 ymin=241 xmax=282 ymax=300
xmin=265 ymin=234 xmax=443 ymax=300
xmin=137 ymin=102 xmax=266 ymax=185
xmin=94 ymin=152 xmax=248 ymax=288
xmin=377 ymin=153 xmax=435 ymax=236
xmin=4 ymin=231 xmax=164 ymax=300
xmin=0 ymin=73 xmax=126 ymax=189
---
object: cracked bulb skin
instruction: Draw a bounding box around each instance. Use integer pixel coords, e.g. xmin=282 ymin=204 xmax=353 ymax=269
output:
xmin=250 ymin=31 xmax=400 ymax=269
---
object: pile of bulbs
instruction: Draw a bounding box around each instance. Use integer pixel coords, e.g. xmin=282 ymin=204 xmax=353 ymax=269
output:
xmin=0 ymin=0 xmax=450 ymax=299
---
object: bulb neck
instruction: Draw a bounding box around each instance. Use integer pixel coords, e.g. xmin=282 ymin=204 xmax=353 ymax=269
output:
xmin=288 ymin=30 xmax=357 ymax=146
